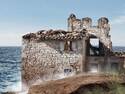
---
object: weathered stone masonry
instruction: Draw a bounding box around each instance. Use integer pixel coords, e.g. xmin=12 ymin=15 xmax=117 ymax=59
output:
xmin=22 ymin=30 xmax=87 ymax=85
xmin=22 ymin=14 xmax=125 ymax=85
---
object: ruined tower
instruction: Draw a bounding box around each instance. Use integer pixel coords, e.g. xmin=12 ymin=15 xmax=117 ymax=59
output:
xmin=68 ymin=14 xmax=112 ymax=55
xmin=22 ymin=14 xmax=125 ymax=86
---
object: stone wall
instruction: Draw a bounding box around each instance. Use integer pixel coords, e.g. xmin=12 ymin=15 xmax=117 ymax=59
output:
xmin=87 ymin=56 xmax=125 ymax=73
xmin=68 ymin=14 xmax=112 ymax=51
xmin=22 ymin=39 xmax=83 ymax=85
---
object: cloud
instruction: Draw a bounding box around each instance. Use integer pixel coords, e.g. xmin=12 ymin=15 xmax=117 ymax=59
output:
xmin=111 ymin=16 xmax=125 ymax=25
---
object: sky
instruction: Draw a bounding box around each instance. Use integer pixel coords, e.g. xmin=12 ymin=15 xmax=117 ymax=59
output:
xmin=0 ymin=0 xmax=125 ymax=46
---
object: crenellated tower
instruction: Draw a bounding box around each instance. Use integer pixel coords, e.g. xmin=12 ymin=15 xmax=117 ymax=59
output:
xmin=68 ymin=14 xmax=112 ymax=57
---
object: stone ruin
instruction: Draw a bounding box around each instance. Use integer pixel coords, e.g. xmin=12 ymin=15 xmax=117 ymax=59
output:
xmin=22 ymin=14 xmax=125 ymax=86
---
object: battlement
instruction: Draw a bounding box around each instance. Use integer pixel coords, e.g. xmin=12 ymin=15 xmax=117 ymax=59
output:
xmin=68 ymin=13 xmax=110 ymax=31
xmin=68 ymin=14 xmax=111 ymax=50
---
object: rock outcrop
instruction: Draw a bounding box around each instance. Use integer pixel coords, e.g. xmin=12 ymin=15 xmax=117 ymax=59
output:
xmin=28 ymin=74 xmax=125 ymax=94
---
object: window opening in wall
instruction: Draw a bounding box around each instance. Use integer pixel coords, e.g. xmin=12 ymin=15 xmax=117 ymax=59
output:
xmin=111 ymin=63 xmax=119 ymax=72
xmin=64 ymin=41 xmax=73 ymax=51
xmin=60 ymin=42 xmax=64 ymax=52
xmin=90 ymin=39 xmax=99 ymax=47
xmin=69 ymin=41 xmax=72 ymax=51
xmin=90 ymin=39 xmax=99 ymax=56
xmin=89 ymin=63 xmax=98 ymax=73
xmin=64 ymin=41 xmax=68 ymax=51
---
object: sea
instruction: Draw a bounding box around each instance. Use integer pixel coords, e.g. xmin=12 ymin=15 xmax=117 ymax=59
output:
xmin=0 ymin=47 xmax=21 ymax=92
xmin=0 ymin=46 xmax=125 ymax=93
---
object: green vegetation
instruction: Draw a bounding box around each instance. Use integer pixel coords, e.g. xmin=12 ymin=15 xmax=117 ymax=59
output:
xmin=74 ymin=74 xmax=125 ymax=94
xmin=80 ymin=84 xmax=125 ymax=94
xmin=110 ymin=84 xmax=125 ymax=94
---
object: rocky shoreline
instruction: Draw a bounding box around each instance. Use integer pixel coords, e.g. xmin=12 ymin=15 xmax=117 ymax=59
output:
xmin=28 ymin=74 xmax=125 ymax=94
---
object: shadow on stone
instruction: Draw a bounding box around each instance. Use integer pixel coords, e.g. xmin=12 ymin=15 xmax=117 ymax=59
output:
xmin=70 ymin=83 xmax=110 ymax=94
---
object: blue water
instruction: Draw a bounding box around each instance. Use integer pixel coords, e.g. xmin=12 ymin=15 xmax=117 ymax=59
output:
xmin=113 ymin=46 xmax=125 ymax=52
xmin=0 ymin=47 xmax=21 ymax=92
xmin=0 ymin=46 xmax=125 ymax=92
